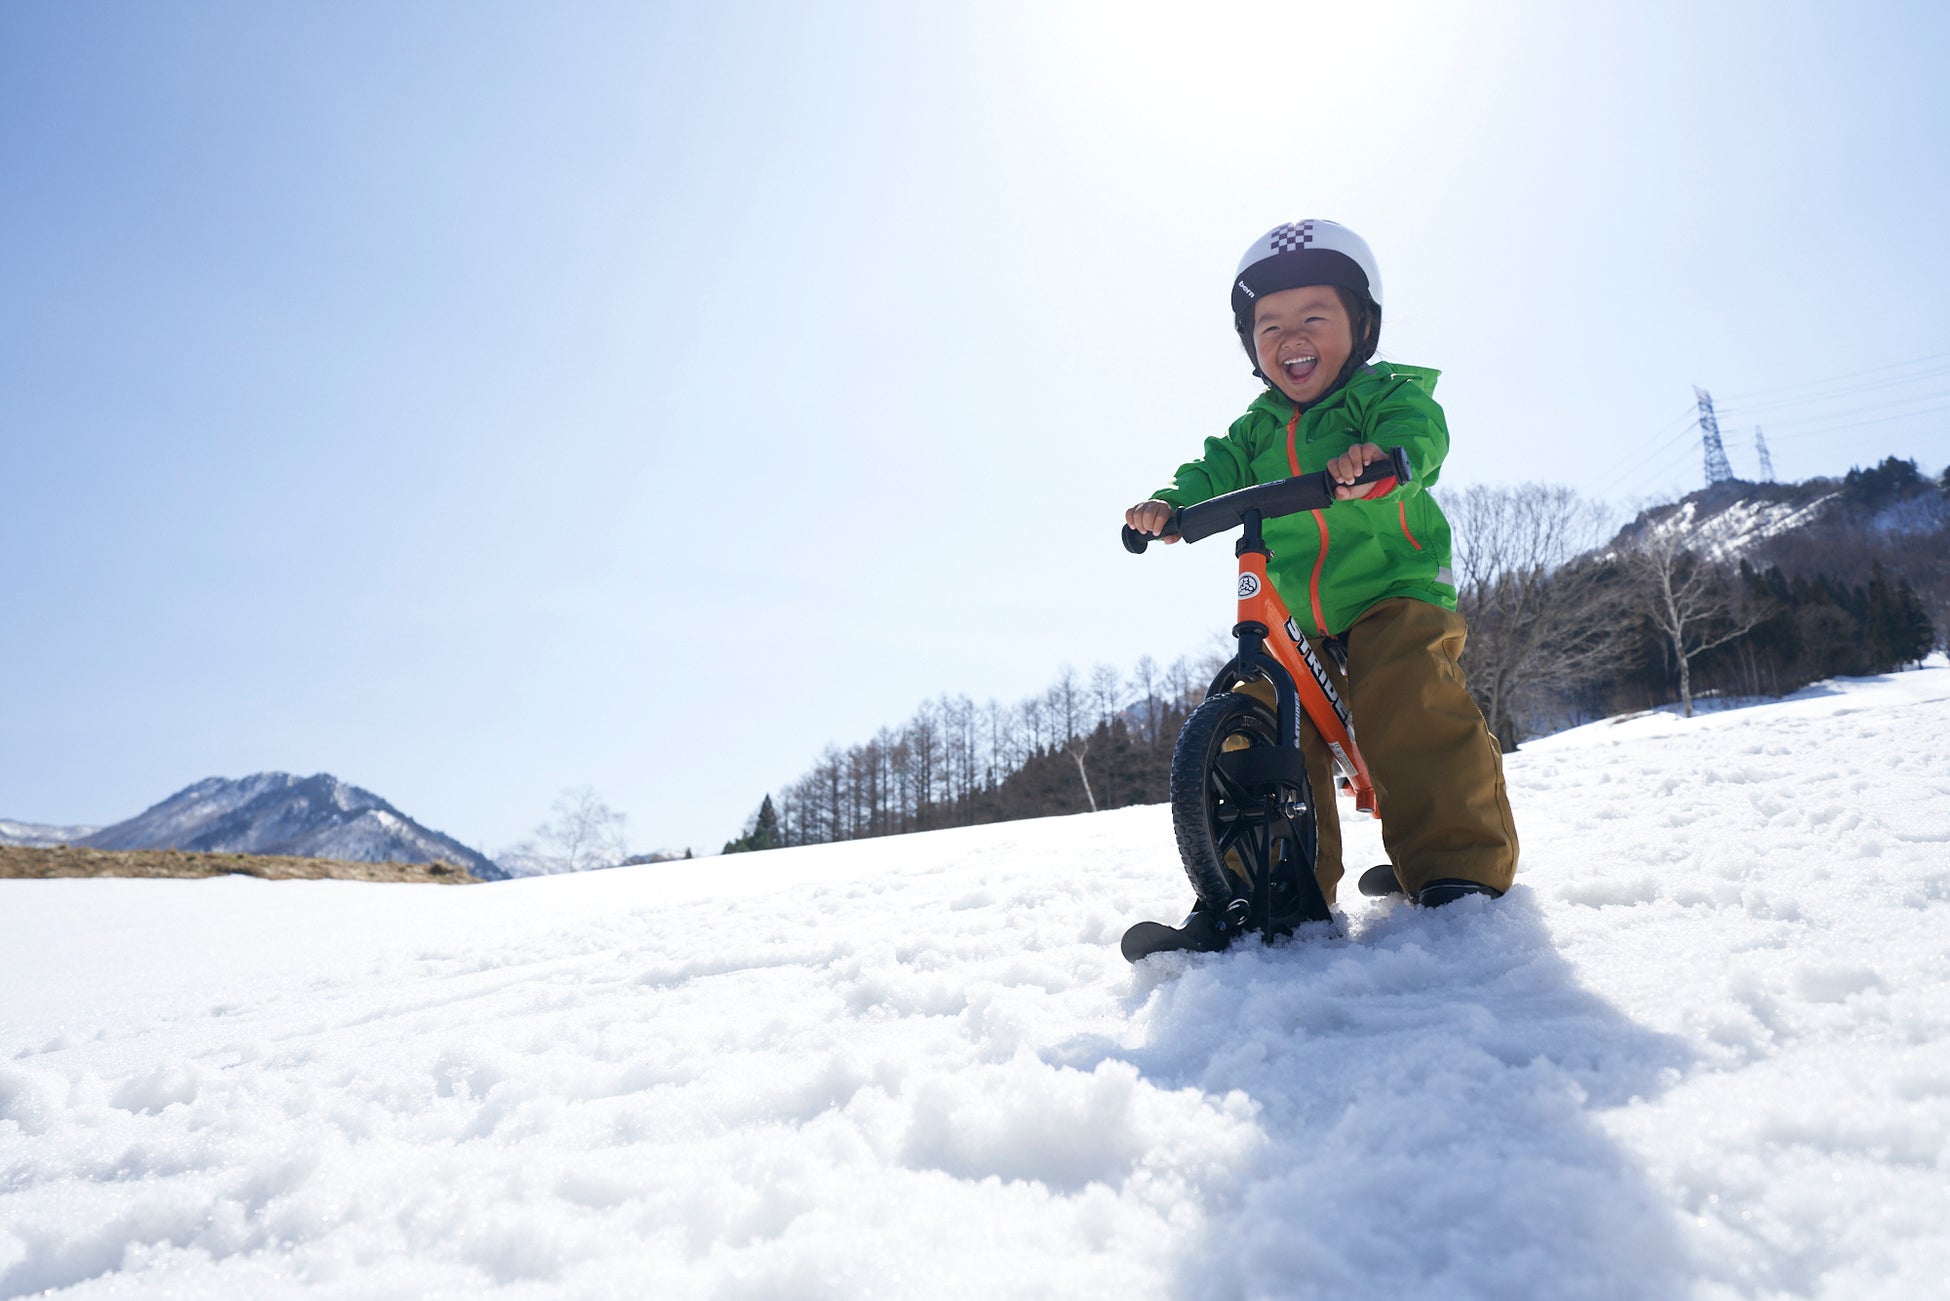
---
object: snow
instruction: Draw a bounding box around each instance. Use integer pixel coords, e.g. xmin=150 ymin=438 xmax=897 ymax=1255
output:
xmin=1646 ymin=494 xmax=1842 ymax=563
xmin=0 ymin=821 xmax=100 ymax=849
xmin=4 ymin=665 xmax=1950 ymax=1299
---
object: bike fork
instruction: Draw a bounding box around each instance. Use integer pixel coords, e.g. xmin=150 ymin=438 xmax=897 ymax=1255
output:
xmin=1268 ymin=797 xmax=1331 ymax=943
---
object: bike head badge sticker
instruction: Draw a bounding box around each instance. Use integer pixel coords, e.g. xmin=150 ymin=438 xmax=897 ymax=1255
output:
xmin=1237 ymin=573 xmax=1261 ymax=599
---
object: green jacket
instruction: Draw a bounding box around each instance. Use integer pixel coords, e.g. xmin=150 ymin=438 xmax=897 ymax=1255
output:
xmin=1153 ymin=362 xmax=1457 ymax=638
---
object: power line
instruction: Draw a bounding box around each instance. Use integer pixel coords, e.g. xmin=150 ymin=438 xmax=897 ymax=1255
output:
xmin=1756 ymin=399 xmax=1950 ymax=442
xmin=1605 ymin=409 xmax=1707 ymax=486
xmin=1710 ymin=348 xmax=1950 ymax=405
xmin=1714 ymin=365 xmax=1950 ymax=419
xmin=1750 ymin=389 xmax=1950 ymax=433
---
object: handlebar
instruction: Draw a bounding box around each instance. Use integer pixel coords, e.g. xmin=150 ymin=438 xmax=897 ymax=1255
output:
xmin=1122 ymin=446 xmax=1414 ymax=554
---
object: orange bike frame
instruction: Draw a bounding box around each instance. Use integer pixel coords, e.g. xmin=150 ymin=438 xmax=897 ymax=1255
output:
xmin=1235 ymin=546 xmax=1380 ymax=817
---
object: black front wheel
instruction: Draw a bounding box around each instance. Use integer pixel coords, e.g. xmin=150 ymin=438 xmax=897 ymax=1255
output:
xmin=1169 ymin=690 xmax=1325 ymax=925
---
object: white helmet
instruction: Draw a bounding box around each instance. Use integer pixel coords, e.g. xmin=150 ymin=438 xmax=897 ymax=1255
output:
xmin=1230 ymin=219 xmax=1383 ymax=383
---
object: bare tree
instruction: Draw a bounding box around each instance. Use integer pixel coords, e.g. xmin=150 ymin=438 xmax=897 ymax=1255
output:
xmin=1446 ymin=483 xmax=1627 ymax=747
xmin=1018 ymin=694 xmax=1047 ymax=754
xmin=503 ymin=785 xmax=630 ymax=874
xmin=1089 ymin=663 xmax=1124 ymax=732
xmin=907 ymin=701 xmax=941 ymax=828
xmin=1620 ymin=517 xmax=1772 ymax=717
xmin=984 ymin=699 xmax=1015 ymax=790
xmin=1067 ymin=735 xmax=1098 ymax=812
xmin=845 ymin=743 xmax=873 ymax=840
xmin=773 ymin=786 xmax=802 ymax=847
xmin=1048 ymin=664 xmax=1082 ymax=743
xmin=1131 ymin=654 xmax=1162 ymax=745
xmin=1164 ymin=654 xmax=1205 ymax=711
xmin=884 ymin=728 xmax=914 ymax=834
xmin=941 ymin=693 xmax=978 ymax=818
xmin=815 ymin=745 xmax=845 ymax=843
xmin=871 ymin=726 xmax=902 ymax=836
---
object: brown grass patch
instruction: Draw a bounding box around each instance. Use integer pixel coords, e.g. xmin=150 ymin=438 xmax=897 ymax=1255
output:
xmin=0 ymin=844 xmax=481 ymax=884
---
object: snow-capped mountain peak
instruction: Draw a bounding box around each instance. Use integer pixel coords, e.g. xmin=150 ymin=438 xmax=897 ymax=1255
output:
xmin=76 ymin=772 xmax=501 ymax=880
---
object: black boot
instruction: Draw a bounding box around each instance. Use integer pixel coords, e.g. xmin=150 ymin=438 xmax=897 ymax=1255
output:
xmin=1357 ymin=864 xmax=1404 ymax=897
xmin=1415 ymin=879 xmax=1504 ymax=908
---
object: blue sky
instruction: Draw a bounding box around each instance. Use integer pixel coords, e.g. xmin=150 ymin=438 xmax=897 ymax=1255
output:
xmin=5 ymin=1 xmax=1948 ymax=856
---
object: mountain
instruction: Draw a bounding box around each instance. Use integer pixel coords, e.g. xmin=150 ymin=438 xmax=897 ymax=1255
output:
xmin=1615 ymin=477 xmax=1843 ymax=562
xmin=0 ymin=819 xmax=103 ymax=848
xmin=79 ymin=772 xmax=504 ymax=881
xmin=1604 ymin=460 xmax=1950 ymax=663
xmin=1615 ymin=458 xmax=1950 ymax=565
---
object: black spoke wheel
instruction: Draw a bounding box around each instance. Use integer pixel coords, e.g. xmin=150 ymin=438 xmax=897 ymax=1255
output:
xmin=1169 ymin=690 xmax=1324 ymax=925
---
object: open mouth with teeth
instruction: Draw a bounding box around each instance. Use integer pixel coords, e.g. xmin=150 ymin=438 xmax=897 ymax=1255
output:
xmin=1279 ymin=353 xmax=1320 ymax=385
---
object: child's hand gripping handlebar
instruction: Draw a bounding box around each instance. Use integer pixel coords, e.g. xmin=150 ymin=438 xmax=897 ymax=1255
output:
xmin=1121 ymin=446 xmax=1414 ymax=554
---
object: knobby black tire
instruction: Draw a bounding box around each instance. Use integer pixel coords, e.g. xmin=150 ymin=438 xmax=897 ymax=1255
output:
xmin=1169 ymin=691 xmax=1320 ymax=917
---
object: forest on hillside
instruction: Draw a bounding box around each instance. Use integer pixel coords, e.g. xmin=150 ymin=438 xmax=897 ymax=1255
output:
xmin=725 ymin=458 xmax=1948 ymax=855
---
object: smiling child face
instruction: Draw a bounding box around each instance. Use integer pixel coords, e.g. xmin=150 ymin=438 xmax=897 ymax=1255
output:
xmin=1252 ymin=285 xmax=1356 ymax=406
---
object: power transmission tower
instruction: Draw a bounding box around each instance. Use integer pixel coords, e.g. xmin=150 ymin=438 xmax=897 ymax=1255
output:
xmin=1694 ymin=385 xmax=1734 ymax=485
xmin=1755 ymin=426 xmax=1775 ymax=481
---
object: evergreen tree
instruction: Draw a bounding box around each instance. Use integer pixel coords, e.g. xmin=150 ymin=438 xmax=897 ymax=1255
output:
xmin=1860 ymin=564 xmax=1935 ymax=670
xmin=722 ymin=794 xmax=780 ymax=855
xmin=1842 ymin=456 xmax=1923 ymax=510
xmin=1873 ymin=573 xmax=1938 ymax=666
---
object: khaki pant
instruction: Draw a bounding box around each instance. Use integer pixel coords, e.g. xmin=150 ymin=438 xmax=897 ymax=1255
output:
xmin=1236 ymin=598 xmax=1519 ymax=903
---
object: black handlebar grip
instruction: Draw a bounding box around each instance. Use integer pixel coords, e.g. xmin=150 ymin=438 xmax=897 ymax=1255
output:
xmin=1375 ymin=445 xmax=1414 ymax=486
xmin=1123 ymin=514 xmax=1180 ymax=554
xmin=1340 ymin=446 xmax=1414 ymax=491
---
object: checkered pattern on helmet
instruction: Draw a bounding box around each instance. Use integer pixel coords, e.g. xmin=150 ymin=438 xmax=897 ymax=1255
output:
xmin=1267 ymin=221 xmax=1315 ymax=254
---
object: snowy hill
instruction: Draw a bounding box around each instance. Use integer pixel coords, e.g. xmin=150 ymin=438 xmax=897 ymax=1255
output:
xmin=3 ymin=665 xmax=1949 ymax=1297
xmin=1619 ymin=468 xmax=1950 ymax=564
xmin=77 ymin=772 xmax=501 ymax=881
xmin=1629 ymin=484 xmax=1842 ymax=562
xmin=0 ymin=819 xmax=101 ymax=848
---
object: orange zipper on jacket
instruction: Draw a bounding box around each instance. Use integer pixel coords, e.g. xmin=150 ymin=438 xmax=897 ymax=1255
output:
xmin=1398 ymin=500 xmax=1423 ymax=550
xmin=1286 ymin=406 xmax=1333 ymax=635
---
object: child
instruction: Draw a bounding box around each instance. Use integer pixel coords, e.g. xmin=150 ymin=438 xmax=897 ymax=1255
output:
xmin=1126 ymin=219 xmax=1518 ymax=924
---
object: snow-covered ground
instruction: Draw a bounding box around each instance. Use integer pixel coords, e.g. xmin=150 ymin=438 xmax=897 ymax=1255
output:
xmin=4 ymin=664 xmax=1949 ymax=1299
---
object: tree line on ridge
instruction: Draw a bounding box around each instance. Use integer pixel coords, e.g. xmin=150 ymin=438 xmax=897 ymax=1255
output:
xmin=725 ymin=458 xmax=1947 ymax=854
